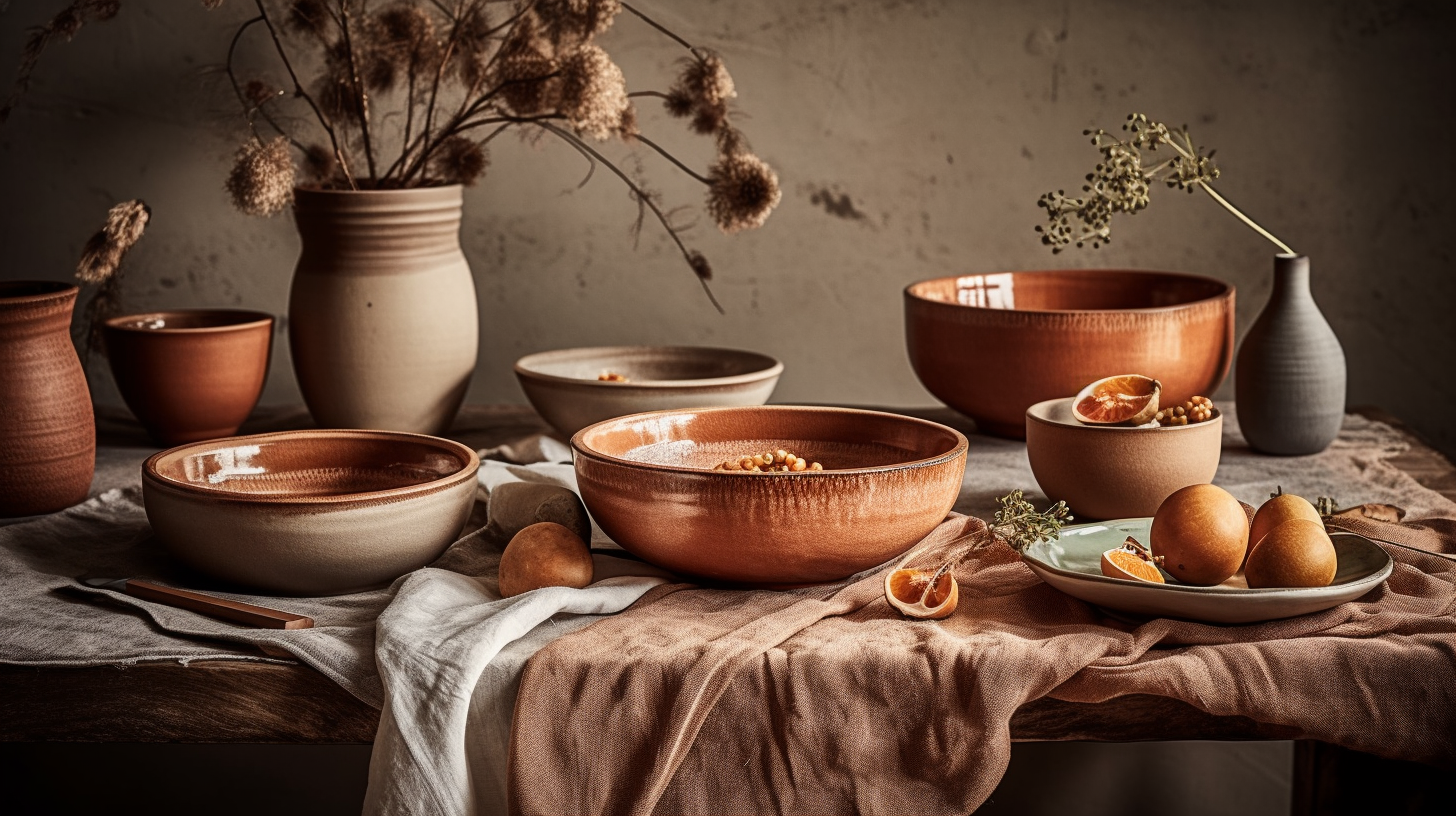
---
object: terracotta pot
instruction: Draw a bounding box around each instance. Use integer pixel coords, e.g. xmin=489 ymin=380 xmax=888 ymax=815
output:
xmin=0 ymin=281 xmax=95 ymax=516
xmin=103 ymin=309 xmax=274 ymax=446
xmin=289 ymin=185 xmax=478 ymax=434
xmin=1235 ymin=255 xmax=1346 ymax=455
xmin=572 ymin=406 xmax=968 ymax=587
xmin=905 ymin=270 xmax=1235 ymax=438
xmin=1025 ymin=398 xmax=1222 ymax=520
xmin=143 ymin=429 xmax=479 ymax=595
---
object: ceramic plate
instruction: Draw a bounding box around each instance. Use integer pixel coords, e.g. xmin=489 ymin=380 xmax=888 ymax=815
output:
xmin=1022 ymin=518 xmax=1393 ymax=624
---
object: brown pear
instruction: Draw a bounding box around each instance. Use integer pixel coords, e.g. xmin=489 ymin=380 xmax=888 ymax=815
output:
xmin=1245 ymin=519 xmax=1337 ymax=589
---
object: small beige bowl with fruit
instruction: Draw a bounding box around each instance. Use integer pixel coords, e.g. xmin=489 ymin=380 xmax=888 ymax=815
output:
xmin=1026 ymin=374 xmax=1223 ymax=520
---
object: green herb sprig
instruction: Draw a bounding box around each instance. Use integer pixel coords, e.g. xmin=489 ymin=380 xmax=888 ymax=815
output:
xmin=1036 ymin=113 xmax=1294 ymax=255
xmin=991 ymin=489 xmax=1073 ymax=552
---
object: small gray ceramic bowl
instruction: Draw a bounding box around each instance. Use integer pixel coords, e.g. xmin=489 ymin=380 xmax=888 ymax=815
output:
xmin=142 ymin=430 xmax=479 ymax=596
xmin=514 ymin=345 xmax=783 ymax=437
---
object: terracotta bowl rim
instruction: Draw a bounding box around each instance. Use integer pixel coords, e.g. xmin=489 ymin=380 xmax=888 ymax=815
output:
xmin=142 ymin=429 xmax=480 ymax=505
xmin=0 ymin=280 xmax=79 ymax=305
xmin=1026 ymin=397 xmax=1223 ymax=434
xmin=904 ymin=269 xmax=1234 ymax=316
xmin=572 ymin=405 xmax=969 ymax=477
xmin=515 ymin=345 xmax=784 ymax=390
xmin=104 ymin=309 xmax=275 ymax=334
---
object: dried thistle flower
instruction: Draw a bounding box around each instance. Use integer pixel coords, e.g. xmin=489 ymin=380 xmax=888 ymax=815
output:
xmin=706 ymin=152 xmax=781 ymax=234
xmin=558 ymin=44 xmax=630 ymax=141
xmin=1037 ymin=113 xmax=1294 ymax=254
xmin=226 ymin=136 xmax=295 ymax=216
xmin=430 ymin=136 xmax=488 ymax=186
xmin=76 ymin=199 xmax=150 ymax=284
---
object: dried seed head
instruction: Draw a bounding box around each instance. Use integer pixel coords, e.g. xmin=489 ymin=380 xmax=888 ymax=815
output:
xmin=534 ymin=0 xmax=622 ymax=47
xmin=430 ymin=136 xmax=489 ymax=186
xmin=226 ymin=136 xmax=295 ymax=217
xmin=76 ymin=199 xmax=150 ymax=284
xmin=495 ymin=52 xmax=561 ymax=116
xmin=706 ymin=152 xmax=781 ymax=234
xmin=369 ymin=4 xmax=442 ymax=91
xmin=558 ymin=44 xmax=629 ymax=141
xmin=668 ymin=52 xmax=736 ymax=135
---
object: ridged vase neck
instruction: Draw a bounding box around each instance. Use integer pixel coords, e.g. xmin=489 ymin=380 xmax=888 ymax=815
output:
xmin=0 ymin=282 xmax=78 ymax=339
xmin=293 ymin=186 xmax=464 ymax=269
xmin=1269 ymin=254 xmax=1312 ymax=306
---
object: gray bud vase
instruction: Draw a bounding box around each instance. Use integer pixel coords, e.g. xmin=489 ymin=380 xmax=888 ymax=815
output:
xmin=1235 ymin=254 xmax=1346 ymax=455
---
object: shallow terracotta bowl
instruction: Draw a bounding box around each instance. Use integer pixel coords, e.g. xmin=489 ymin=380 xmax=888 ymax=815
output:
xmin=104 ymin=310 xmax=274 ymax=445
xmin=572 ymin=406 xmax=968 ymax=586
xmin=905 ymin=270 xmax=1234 ymax=438
xmin=515 ymin=346 xmax=783 ymax=437
xmin=1025 ymin=398 xmax=1223 ymax=521
xmin=142 ymin=430 xmax=479 ymax=596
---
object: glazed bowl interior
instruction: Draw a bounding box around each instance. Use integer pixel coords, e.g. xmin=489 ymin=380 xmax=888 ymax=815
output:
xmin=105 ymin=309 xmax=273 ymax=333
xmin=515 ymin=345 xmax=781 ymax=385
xmin=146 ymin=431 xmax=475 ymax=500
xmin=572 ymin=406 xmax=969 ymax=586
xmin=905 ymin=270 xmax=1229 ymax=312
xmin=576 ymin=407 xmax=961 ymax=471
xmin=904 ymin=270 xmax=1234 ymax=438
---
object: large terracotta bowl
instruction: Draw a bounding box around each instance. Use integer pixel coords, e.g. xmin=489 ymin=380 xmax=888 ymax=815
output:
xmin=572 ymin=406 xmax=967 ymax=587
xmin=905 ymin=270 xmax=1234 ymax=438
xmin=1025 ymin=398 xmax=1223 ymax=520
xmin=142 ymin=430 xmax=479 ymax=596
xmin=515 ymin=345 xmax=783 ymax=437
xmin=104 ymin=309 xmax=274 ymax=446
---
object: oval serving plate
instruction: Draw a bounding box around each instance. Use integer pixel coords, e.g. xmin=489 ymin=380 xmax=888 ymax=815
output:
xmin=1022 ymin=518 xmax=1393 ymax=624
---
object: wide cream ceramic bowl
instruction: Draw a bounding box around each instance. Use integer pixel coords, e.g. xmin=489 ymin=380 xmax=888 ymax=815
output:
xmin=515 ymin=346 xmax=783 ymax=437
xmin=142 ymin=430 xmax=479 ymax=596
xmin=1025 ymin=398 xmax=1222 ymax=521
xmin=905 ymin=270 xmax=1234 ymax=438
xmin=572 ymin=406 xmax=967 ymax=586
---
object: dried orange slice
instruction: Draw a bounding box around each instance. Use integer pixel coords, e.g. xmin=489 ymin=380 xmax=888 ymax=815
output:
xmin=1099 ymin=537 xmax=1166 ymax=583
xmin=884 ymin=566 xmax=959 ymax=619
xmin=1072 ymin=374 xmax=1161 ymax=426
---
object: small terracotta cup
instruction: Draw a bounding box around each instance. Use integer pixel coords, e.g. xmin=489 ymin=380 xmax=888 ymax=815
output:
xmin=103 ymin=310 xmax=274 ymax=446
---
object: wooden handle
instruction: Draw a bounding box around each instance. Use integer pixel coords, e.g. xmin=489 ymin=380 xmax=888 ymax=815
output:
xmin=124 ymin=580 xmax=314 ymax=630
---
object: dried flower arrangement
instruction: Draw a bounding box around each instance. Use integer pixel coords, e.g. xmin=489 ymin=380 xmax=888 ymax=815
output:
xmin=6 ymin=1 xmax=783 ymax=310
xmin=72 ymin=199 xmax=151 ymax=364
xmin=1036 ymin=113 xmax=1294 ymax=255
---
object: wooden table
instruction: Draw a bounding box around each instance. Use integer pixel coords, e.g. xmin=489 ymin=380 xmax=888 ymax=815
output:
xmin=3 ymin=407 xmax=1453 ymax=814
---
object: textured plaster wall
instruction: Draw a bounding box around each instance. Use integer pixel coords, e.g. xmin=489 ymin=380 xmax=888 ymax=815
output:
xmin=2 ymin=0 xmax=1453 ymax=464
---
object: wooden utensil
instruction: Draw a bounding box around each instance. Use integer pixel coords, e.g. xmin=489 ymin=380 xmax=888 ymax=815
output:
xmin=83 ymin=578 xmax=314 ymax=629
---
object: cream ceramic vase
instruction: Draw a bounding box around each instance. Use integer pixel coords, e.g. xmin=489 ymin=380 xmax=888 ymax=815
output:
xmin=289 ymin=186 xmax=478 ymax=435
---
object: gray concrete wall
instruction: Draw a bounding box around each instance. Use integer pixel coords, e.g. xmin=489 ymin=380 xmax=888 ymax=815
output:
xmin=3 ymin=0 xmax=1453 ymax=463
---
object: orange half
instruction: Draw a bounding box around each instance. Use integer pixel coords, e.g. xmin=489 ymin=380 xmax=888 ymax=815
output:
xmin=1073 ymin=374 xmax=1162 ymax=426
xmin=1100 ymin=547 xmax=1166 ymax=583
xmin=885 ymin=567 xmax=959 ymax=619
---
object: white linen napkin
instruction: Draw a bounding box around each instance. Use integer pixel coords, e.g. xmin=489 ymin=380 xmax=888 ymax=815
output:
xmin=363 ymin=456 xmax=671 ymax=816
